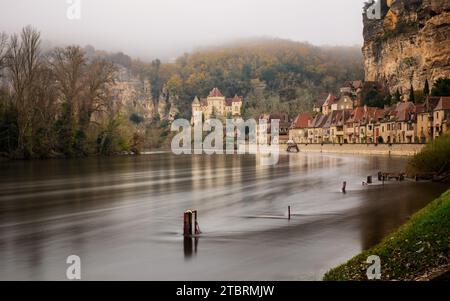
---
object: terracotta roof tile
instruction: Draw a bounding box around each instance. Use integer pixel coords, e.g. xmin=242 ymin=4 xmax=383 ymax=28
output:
xmin=435 ymin=97 xmax=450 ymax=111
xmin=208 ymin=87 xmax=224 ymax=97
xmin=292 ymin=113 xmax=312 ymax=129
xmin=323 ymin=94 xmax=336 ymax=107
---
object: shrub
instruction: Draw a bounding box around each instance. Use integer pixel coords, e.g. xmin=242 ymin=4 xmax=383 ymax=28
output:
xmin=407 ymin=134 xmax=450 ymax=174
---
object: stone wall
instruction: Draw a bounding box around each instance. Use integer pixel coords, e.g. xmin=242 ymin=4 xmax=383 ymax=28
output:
xmin=283 ymin=143 xmax=425 ymax=156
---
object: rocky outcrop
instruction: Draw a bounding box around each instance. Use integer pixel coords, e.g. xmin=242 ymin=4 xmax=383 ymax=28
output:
xmin=363 ymin=0 xmax=450 ymax=94
xmin=113 ymin=66 xmax=182 ymax=121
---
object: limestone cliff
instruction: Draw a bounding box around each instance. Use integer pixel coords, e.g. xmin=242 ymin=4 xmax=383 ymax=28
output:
xmin=363 ymin=0 xmax=450 ymax=94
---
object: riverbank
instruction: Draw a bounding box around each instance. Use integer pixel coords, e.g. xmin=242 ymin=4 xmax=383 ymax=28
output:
xmin=323 ymin=189 xmax=450 ymax=281
xmin=282 ymin=143 xmax=425 ymax=157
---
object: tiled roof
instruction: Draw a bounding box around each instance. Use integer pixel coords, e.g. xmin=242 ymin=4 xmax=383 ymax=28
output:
xmin=415 ymin=104 xmax=426 ymax=114
xmin=323 ymin=110 xmax=351 ymax=128
xmin=310 ymin=114 xmax=328 ymax=128
xmin=395 ymin=102 xmax=415 ymax=122
xmin=259 ymin=113 xmax=289 ymax=122
xmin=425 ymin=96 xmax=443 ymax=112
xmin=323 ymin=113 xmax=333 ymax=128
xmin=348 ymin=107 xmax=365 ymax=123
xmin=352 ymin=80 xmax=363 ymax=89
xmin=208 ymin=87 xmax=224 ymax=97
xmin=225 ymin=96 xmax=242 ymax=106
xmin=291 ymin=113 xmax=312 ymax=129
xmin=434 ymin=97 xmax=450 ymax=111
xmin=232 ymin=95 xmax=243 ymax=103
xmin=323 ymin=94 xmax=336 ymax=107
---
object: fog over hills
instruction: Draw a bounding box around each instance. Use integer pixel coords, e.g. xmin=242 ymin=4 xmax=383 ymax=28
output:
xmin=0 ymin=0 xmax=367 ymax=61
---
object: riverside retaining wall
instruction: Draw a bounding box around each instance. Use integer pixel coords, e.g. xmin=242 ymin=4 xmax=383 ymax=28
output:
xmin=283 ymin=144 xmax=425 ymax=156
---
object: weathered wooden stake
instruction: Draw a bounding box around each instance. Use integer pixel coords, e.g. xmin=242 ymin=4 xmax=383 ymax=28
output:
xmin=342 ymin=181 xmax=347 ymax=193
xmin=183 ymin=210 xmax=191 ymax=236
xmin=183 ymin=210 xmax=199 ymax=237
xmin=288 ymin=206 xmax=291 ymax=220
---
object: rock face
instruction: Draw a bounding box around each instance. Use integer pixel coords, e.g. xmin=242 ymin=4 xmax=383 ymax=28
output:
xmin=363 ymin=0 xmax=450 ymax=94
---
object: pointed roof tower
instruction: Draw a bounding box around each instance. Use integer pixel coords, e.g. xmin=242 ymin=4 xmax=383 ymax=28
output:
xmin=208 ymin=87 xmax=224 ymax=98
xmin=192 ymin=96 xmax=200 ymax=106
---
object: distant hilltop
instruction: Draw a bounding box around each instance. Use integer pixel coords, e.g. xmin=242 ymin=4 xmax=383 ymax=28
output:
xmin=363 ymin=0 xmax=450 ymax=94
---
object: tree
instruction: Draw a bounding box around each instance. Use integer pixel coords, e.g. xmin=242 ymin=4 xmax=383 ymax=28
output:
xmin=423 ymin=79 xmax=430 ymax=96
xmin=129 ymin=113 xmax=144 ymax=125
xmin=80 ymin=59 xmax=116 ymax=132
xmin=6 ymin=26 xmax=41 ymax=158
xmin=393 ymin=89 xmax=401 ymax=103
xmin=431 ymin=77 xmax=450 ymax=97
xmin=50 ymin=46 xmax=86 ymax=155
xmin=409 ymin=84 xmax=415 ymax=102
xmin=149 ymin=59 xmax=161 ymax=104
xmin=0 ymin=32 xmax=8 ymax=76
xmin=361 ymin=82 xmax=389 ymax=108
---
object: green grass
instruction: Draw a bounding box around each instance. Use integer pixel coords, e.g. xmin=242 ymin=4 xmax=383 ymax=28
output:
xmin=323 ymin=189 xmax=450 ymax=281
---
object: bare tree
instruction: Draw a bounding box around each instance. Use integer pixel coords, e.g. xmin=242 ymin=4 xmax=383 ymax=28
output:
xmin=79 ymin=59 xmax=116 ymax=132
xmin=50 ymin=45 xmax=86 ymax=110
xmin=50 ymin=46 xmax=118 ymax=153
xmin=32 ymin=60 xmax=59 ymax=153
xmin=6 ymin=26 xmax=41 ymax=157
xmin=0 ymin=32 xmax=8 ymax=75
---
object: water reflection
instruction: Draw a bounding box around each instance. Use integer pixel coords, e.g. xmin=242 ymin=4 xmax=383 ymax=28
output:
xmin=357 ymin=182 xmax=445 ymax=250
xmin=183 ymin=237 xmax=199 ymax=259
xmin=0 ymin=153 xmax=447 ymax=280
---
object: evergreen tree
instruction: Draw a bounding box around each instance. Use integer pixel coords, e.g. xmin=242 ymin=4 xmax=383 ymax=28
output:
xmin=431 ymin=78 xmax=450 ymax=96
xmin=394 ymin=89 xmax=401 ymax=102
xmin=423 ymin=79 xmax=430 ymax=96
xmin=409 ymin=84 xmax=415 ymax=103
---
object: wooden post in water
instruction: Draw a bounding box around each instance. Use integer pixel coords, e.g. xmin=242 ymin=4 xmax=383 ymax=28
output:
xmin=288 ymin=206 xmax=291 ymax=220
xmin=193 ymin=210 xmax=200 ymax=235
xmin=342 ymin=181 xmax=347 ymax=193
xmin=184 ymin=210 xmax=200 ymax=237
xmin=183 ymin=210 xmax=191 ymax=237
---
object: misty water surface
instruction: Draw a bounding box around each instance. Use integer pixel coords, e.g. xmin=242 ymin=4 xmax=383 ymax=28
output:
xmin=0 ymin=152 xmax=447 ymax=280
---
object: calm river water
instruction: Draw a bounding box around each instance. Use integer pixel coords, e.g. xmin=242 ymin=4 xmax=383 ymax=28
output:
xmin=0 ymin=152 xmax=447 ymax=280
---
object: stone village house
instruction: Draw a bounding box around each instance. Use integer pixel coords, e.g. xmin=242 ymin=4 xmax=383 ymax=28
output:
xmin=289 ymin=90 xmax=450 ymax=145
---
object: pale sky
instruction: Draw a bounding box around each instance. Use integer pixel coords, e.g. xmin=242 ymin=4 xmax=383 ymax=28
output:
xmin=0 ymin=0 xmax=367 ymax=60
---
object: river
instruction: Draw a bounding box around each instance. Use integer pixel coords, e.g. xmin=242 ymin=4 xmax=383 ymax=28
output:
xmin=0 ymin=152 xmax=447 ymax=280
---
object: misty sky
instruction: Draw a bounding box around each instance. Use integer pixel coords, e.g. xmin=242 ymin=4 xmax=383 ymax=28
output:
xmin=0 ymin=0 xmax=367 ymax=61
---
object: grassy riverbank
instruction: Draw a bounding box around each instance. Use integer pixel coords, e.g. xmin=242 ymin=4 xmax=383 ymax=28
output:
xmin=323 ymin=189 xmax=450 ymax=281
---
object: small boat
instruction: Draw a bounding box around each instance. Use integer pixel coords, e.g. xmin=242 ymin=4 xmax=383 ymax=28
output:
xmin=286 ymin=140 xmax=299 ymax=153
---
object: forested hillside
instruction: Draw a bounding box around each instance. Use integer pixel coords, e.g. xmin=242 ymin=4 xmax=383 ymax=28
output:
xmin=128 ymin=38 xmax=364 ymax=119
xmin=0 ymin=28 xmax=364 ymax=158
